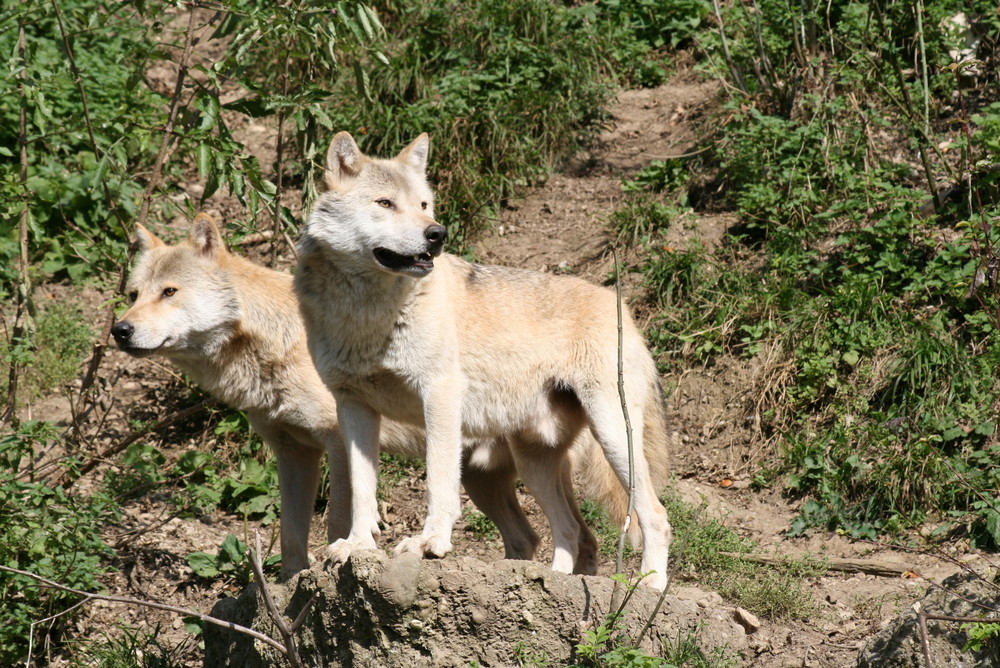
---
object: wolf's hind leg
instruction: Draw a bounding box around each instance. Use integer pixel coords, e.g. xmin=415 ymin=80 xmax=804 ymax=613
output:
xmin=510 ymin=441 xmax=583 ymax=574
xmin=462 ymin=440 xmax=540 ymax=561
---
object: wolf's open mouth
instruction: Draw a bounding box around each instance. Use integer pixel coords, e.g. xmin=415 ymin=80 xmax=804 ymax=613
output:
xmin=373 ymin=247 xmax=435 ymax=272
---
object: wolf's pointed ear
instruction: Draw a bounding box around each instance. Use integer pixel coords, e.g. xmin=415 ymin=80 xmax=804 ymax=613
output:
xmin=397 ymin=133 xmax=430 ymax=173
xmin=133 ymin=224 xmax=165 ymax=252
xmin=324 ymin=131 xmax=364 ymax=190
xmin=189 ymin=213 xmax=226 ymax=258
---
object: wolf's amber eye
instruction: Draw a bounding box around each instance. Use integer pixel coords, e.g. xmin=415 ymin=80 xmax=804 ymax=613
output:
xmin=128 ymin=291 xmax=138 ymax=303
xmin=162 ymin=287 xmax=177 ymax=298
xmin=376 ymin=198 xmax=393 ymax=209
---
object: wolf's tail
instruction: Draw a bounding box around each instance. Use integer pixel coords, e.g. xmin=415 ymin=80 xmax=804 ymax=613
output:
xmin=573 ymin=382 xmax=671 ymax=546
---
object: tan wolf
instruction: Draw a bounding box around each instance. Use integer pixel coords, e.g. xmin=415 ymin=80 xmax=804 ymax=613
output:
xmin=295 ymin=132 xmax=673 ymax=589
xmin=112 ymin=214 xmax=611 ymax=577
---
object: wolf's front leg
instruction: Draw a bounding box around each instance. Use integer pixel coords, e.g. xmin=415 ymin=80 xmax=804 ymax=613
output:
xmin=325 ymin=396 xmax=382 ymax=564
xmin=395 ymin=386 xmax=462 ymax=558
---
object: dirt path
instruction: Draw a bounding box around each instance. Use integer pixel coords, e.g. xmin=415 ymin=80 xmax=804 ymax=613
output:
xmin=474 ymin=78 xmax=968 ymax=667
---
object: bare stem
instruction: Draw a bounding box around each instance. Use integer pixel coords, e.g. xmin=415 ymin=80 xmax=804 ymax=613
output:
xmin=0 ymin=564 xmax=289 ymax=658
xmin=611 ymin=247 xmax=637 ymax=611
xmin=2 ymin=19 xmax=35 ymax=428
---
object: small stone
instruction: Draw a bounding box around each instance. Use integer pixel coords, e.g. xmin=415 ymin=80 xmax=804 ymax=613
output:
xmin=734 ymin=607 xmax=761 ymax=634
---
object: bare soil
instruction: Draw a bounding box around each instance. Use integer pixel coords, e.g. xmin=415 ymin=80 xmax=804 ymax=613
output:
xmin=27 ymin=73 xmax=980 ymax=667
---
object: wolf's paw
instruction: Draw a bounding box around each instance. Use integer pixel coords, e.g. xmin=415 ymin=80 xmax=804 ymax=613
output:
xmin=324 ymin=536 xmax=378 ymax=565
xmin=640 ymin=570 xmax=668 ymax=592
xmin=394 ymin=532 xmax=453 ymax=559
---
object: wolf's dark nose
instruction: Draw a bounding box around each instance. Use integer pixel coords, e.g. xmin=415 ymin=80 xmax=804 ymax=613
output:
xmin=111 ymin=321 xmax=134 ymax=342
xmin=424 ymin=224 xmax=447 ymax=252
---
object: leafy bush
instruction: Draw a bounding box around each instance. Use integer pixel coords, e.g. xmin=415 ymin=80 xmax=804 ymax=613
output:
xmin=632 ymin=0 xmax=1000 ymax=543
xmin=0 ymin=424 xmax=116 ymax=665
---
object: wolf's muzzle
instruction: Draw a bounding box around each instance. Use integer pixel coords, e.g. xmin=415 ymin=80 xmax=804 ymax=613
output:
xmin=424 ymin=224 xmax=447 ymax=255
xmin=111 ymin=321 xmax=134 ymax=344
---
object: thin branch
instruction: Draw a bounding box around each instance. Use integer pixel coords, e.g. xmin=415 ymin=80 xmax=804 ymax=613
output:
xmin=611 ymin=247 xmax=638 ymax=612
xmin=0 ymin=564 xmax=289 ymax=657
xmin=64 ymin=7 xmax=199 ymax=435
xmin=2 ymin=18 xmax=36 ymax=428
xmin=52 ymin=397 xmax=215 ymax=488
xmin=248 ymin=530 xmax=314 ymax=668
xmin=711 ymin=0 xmax=748 ymax=95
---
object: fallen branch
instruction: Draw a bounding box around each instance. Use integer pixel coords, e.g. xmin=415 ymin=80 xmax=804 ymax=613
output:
xmin=916 ymin=605 xmax=1000 ymax=668
xmin=52 ymin=397 xmax=215 ymax=488
xmin=0 ymin=564 xmax=289 ymax=660
xmin=719 ymin=551 xmax=910 ymax=577
xmin=248 ymin=531 xmax=317 ymax=668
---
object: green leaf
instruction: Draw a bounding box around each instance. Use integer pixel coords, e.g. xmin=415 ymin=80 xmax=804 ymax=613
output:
xmin=353 ymin=60 xmax=371 ymax=101
xmin=224 ymin=96 xmax=274 ymax=118
xmin=219 ymin=534 xmax=245 ymax=564
xmin=211 ymin=11 xmax=241 ymax=39
xmin=197 ymin=144 xmax=211 ymax=179
xmin=362 ymin=5 xmax=384 ymax=36
xmin=356 ymin=5 xmax=374 ymax=40
xmin=986 ymin=509 xmax=1000 ymax=547
xmin=186 ymin=551 xmax=220 ymax=578
xmin=941 ymin=426 xmax=966 ymax=442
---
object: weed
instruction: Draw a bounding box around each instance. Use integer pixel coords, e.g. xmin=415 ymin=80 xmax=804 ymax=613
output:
xmin=71 ymin=623 xmax=193 ymax=668
xmin=581 ymin=498 xmax=636 ymax=560
xmin=463 ymin=508 xmax=499 ymax=540
xmin=0 ymin=423 xmax=117 ymax=665
xmin=662 ymin=489 xmax=818 ymax=620
xmin=0 ymin=299 xmax=94 ymax=402
xmin=571 ymin=575 xmax=735 ymax=667
xmin=186 ymin=533 xmax=278 ymax=583
xmin=962 ymin=621 xmax=1000 ymax=654
xmin=514 ymin=641 xmax=551 ymax=667
xmin=377 ymin=452 xmax=423 ymax=503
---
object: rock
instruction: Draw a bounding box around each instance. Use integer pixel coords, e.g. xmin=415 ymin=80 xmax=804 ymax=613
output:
xmin=856 ymin=572 xmax=1000 ymax=667
xmin=204 ymin=551 xmax=748 ymax=667
xmin=734 ymin=606 xmax=762 ymax=634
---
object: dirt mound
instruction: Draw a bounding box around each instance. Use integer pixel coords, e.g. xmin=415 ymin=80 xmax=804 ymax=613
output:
xmin=856 ymin=572 xmax=1000 ymax=667
xmin=205 ymin=550 xmax=748 ymax=667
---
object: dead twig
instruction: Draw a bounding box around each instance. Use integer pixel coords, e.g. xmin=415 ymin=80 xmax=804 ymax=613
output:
xmin=719 ymin=551 xmax=910 ymax=577
xmin=63 ymin=7 xmax=200 ymax=439
xmin=916 ymin=605 xmax=1000 ymax=668
xmin=50 ymin=397 xmax=215 ymax=488
xmin=0 ymin=563 xmax=289 ymax=660
xmin=248 ymin=530 xmax=317 ymax=668
xmin=611 ymin=246 xmax=638 ymax=613
xmin=2 ymin=19 xmax=36 ymax=429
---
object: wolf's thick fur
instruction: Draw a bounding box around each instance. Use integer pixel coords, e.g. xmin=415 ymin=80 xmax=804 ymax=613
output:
xmin=295 ymin=132 xmax=673 ymax=589
xmin=112 ymin=215 xmax=610 ymax=576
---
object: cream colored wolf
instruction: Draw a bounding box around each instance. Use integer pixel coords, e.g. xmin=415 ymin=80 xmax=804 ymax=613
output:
xmin=295 ymin=132 xmax=673 ymax=589
xmin=112 ymin=214 xmax=614 ymax=577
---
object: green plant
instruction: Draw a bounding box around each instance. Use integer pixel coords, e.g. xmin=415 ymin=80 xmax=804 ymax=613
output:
xmin=378 ymin=452 xmax=422 ymax=502
xmin=580 ymin=498 xmax=636 ymax=560
xmin=514 ymin=641 xmax=551 ymax=667
xmin=185 ymin=533 xmax=277 ymax=583
xmin=0 ymin=299 xmax=94 ymax=402
xmin=72 ymin=623 xmax=192 ymax=668
xmin=463 ymin=508 xmax=499 ymax=540
xmin=962 ymin=621 xmax=1000 ymax=653
xmin=0 ymin=423 xmax=117 ymax=665
xmin=571 ymin=575 xmax=734 ymax=668
xmin=662 ymin=490 xmax=819 ymax=620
